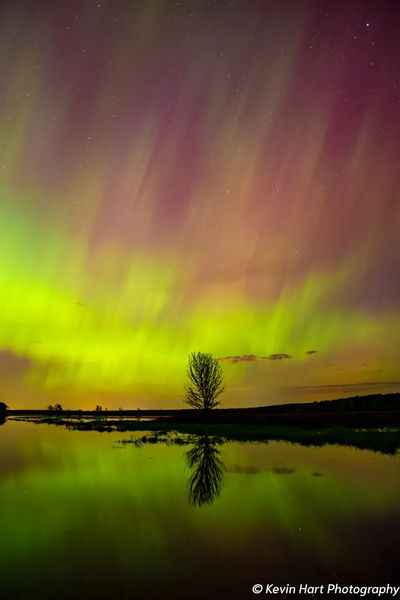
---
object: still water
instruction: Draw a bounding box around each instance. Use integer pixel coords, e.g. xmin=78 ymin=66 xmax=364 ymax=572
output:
xmin=0 ymin=420 xmax=399 ymax=599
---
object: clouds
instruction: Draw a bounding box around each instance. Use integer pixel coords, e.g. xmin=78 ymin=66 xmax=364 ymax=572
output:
xmin=220 ymin=350 xmax=320 ymax=364
xmin=220 ymin=353 xmax=293 ymax=364
xmin=219 ymin=354 xmax=259 ymax=364
xmin=267 ymin=353 xmax=292 ymax=361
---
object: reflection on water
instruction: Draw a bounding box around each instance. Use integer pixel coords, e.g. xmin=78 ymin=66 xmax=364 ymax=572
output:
xmin=0 ymin=421 xmax=399 ymax=600
xmin=186 ymin=437 xmax=225 ymax=506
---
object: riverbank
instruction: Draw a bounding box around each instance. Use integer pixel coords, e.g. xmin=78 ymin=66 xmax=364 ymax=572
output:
xmin=6 ymin=393 xmax=400 ymax=454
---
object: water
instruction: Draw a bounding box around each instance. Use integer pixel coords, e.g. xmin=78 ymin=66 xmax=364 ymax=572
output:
xmin=0 ymin=420 xmax=399 ymax=599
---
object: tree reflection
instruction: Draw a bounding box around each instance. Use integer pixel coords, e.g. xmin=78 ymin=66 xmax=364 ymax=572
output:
xmin=186 ymin=436 xmax=225 ymax=507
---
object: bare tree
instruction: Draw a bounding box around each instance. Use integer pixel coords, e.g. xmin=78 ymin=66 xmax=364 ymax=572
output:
xmin=185 ymin=352 xmax=224 ymax=410
xmin=187 ymin=436 xmax=225 ymax=506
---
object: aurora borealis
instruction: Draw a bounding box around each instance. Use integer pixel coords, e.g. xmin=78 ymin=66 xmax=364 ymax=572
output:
xmin=0 ymin=0 xmax=399 ymax=408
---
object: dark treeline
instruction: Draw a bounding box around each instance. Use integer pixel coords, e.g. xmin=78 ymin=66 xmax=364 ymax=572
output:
xmin=7 ymin=394 xmax=400 ymax=454
xmin=253 ymin=392 xmax=400 ymax=413
xmin=7 ymin=392 xmax=400 ymax=417
xmin=6 ymin=393 xmax=400 ymax=429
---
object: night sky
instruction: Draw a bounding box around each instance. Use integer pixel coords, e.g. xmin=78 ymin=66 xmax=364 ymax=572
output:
xmin=0 ymin=0 xmax=399 ymax=409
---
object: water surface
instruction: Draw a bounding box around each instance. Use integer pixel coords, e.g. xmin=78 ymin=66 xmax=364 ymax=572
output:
xmin=0 ymin=420 xmax=399 ymax=599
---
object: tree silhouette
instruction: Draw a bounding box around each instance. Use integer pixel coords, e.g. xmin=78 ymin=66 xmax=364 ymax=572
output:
xmin=186 ymin=436 xmax=225 ymax=506
xmin=184 ymin=352 xmax=224 ymax=410
xmin=0 ymin=402 xmax=7 ymax=425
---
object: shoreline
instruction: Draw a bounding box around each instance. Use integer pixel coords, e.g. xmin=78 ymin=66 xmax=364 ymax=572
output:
xmin=8 ymin=415 xmax=400 ymax=455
